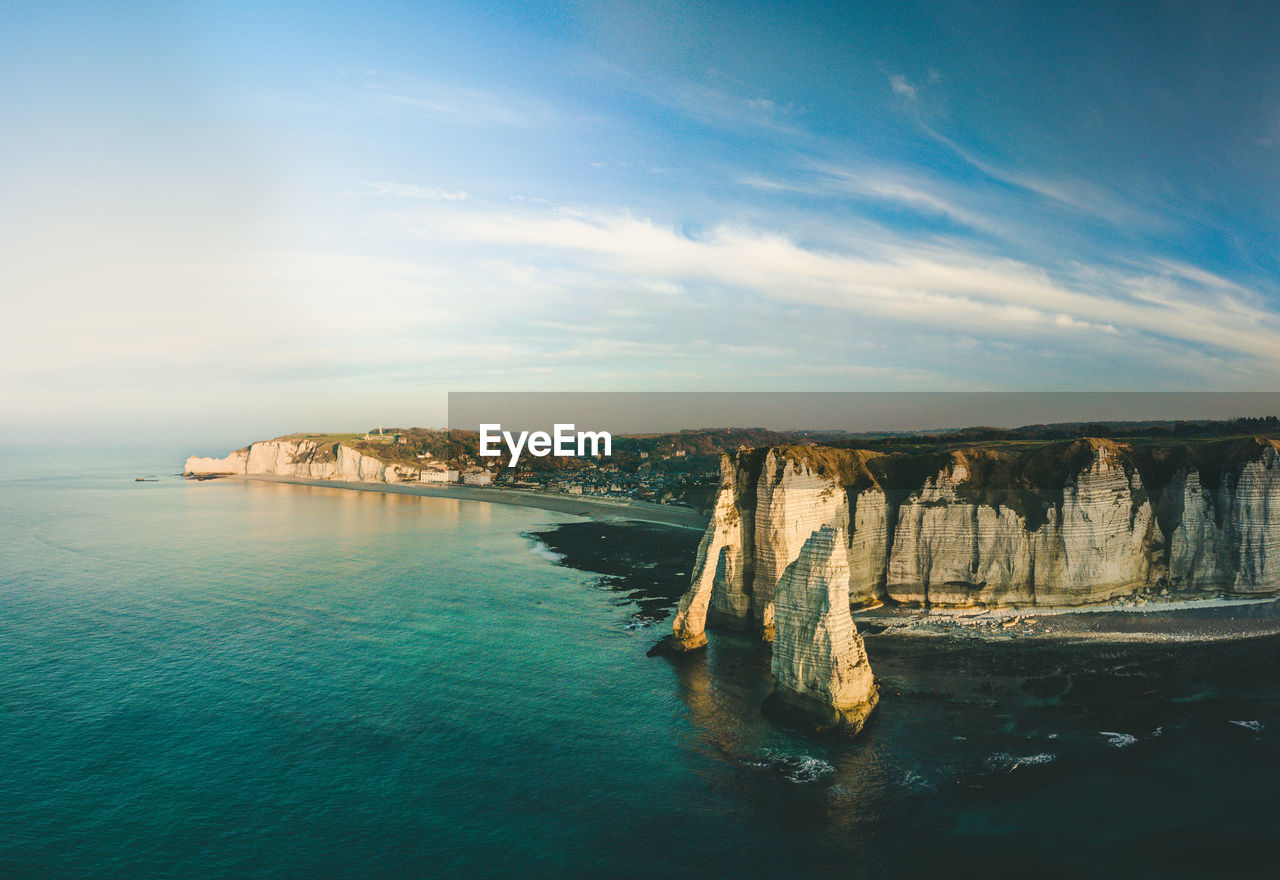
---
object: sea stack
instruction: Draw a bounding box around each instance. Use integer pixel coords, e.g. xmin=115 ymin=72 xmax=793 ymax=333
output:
xmin=767 ymin=525 xmax=878 ymax=736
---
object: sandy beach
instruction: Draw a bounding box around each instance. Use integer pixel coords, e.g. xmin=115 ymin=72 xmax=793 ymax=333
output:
xmin=220 ymin=474 xmax=711 ymax=530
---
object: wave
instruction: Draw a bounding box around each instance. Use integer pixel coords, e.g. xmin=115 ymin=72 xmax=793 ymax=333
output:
xmin=985 ymin=752 xmax=1057 ymax=773
xmin=526 ymin=538 xmax=565 ymax=564
xmin=900 ymin=770 xmax=937 ymax=791
xmin=743 ymin=749 xmax=835 ymax=784
xmin=1229 ymin=720 xmax=1264 ymax=732
xmin=1099 ymin=731 xmax=1138 ymax=748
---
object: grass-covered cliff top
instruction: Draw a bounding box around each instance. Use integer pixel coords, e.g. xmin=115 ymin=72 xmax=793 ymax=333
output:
xmin=272 ymin=429 xmax=476 ymax=470
xmin=766 ymin=433 xmax=1280 ymax=530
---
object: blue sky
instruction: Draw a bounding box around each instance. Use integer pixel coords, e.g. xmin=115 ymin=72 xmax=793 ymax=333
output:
xmin=3 ymin=1 xmax=1279 ymax=440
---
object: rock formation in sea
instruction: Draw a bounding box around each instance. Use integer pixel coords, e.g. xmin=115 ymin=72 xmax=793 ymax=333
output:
xmin=668 ymin=437 xmax=1280 ymax=650
xmin=185 ymin=439 xmax=431 ymax=484
xmin=766 ymin=525 xmax=878 ymax=736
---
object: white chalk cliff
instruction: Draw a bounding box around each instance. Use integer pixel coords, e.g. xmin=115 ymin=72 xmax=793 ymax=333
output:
xmin=670 ymin=437 xmax=1280 ymax=654
xmin=185 ymin=439 xmax=428 ymax=484
xmin=1165 ymin=442 xmax=1280 ymax=593
xmin=671 ymin=455 xmax=751 ymax=651
xmin=886 ymin=441 xmax=1160 ymax=607
xmin=768 ymin=525 xmax=878 ymax=735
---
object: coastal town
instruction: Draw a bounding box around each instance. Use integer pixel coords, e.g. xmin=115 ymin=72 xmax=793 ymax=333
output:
xmin=349 ymin=426 xmax=726 ymax=510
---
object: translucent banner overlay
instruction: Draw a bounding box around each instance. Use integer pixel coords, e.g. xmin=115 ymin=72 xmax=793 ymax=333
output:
xmin=448 ymin=391 xmax=1280 ymax=436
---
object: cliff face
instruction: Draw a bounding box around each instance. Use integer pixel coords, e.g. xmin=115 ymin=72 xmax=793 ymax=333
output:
xmin=670 ymin=437 xmax=1280 ymax=648
xmin=671 ymin=454 xmax=755 ymax=649
xmin=185 ymin=439 xmax=424 ymax=484
xmin=752 ymin=449 xmax=851 ymax=639
xmin=887 ymin=443 xmax=1160 ymax=606
xmin=768 ymin=526 xmax=878 ymax=735
xmin=1166 ymin=443 xmax=1280 ymax=593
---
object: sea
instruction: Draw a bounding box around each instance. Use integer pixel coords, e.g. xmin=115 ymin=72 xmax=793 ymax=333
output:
xmin=2 ymin=450 xmax=1278 ymax=879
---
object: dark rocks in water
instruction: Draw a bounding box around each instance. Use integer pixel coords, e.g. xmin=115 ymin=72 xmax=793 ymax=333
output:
xmin=526 ymin=520 xmax=702 ymax=625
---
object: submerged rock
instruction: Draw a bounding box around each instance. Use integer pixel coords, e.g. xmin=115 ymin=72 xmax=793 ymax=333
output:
xmin=766 ymin=526 xmax=878 ymax=737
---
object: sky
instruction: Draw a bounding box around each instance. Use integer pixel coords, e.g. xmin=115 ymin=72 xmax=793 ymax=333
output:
xmin=3 ymin=1 xmax=1279 ymax=443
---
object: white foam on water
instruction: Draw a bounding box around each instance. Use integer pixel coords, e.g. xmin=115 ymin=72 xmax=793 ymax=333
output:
xmin=1100 ymin=731 xmax=1138 ymax=748
xmin=900 ymin=770 xmax=937 ymax=791
xmin=1229 ymin=720 xmax=1264 ymax=732
xmin=986 ymin=752 xmax=1057 ymax=772
xmin=527 ymin=539 xmax=565 ymax=564
xmin=743 ymin=749 xmax=835 ymax=784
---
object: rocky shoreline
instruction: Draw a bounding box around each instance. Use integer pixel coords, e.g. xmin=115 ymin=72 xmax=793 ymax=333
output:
xmin=854 ymin=594 xmax=1280 ymax=643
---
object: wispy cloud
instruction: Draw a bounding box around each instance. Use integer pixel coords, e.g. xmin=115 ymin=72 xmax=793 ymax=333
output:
xmin=662 ymin=79 xmax=804 ymax=135
xmin=590 ymin=62 xmax=805 ymax=137
xmin=363 ymin=182 xmax=469 ymax=201
xmin=921 ymin=117 xmax=1158 ymax=228
xmin=737 ymin=162 xmax=998 ymax=234
xmin=881 ymin=73 xmax=1164 ymax=229
xmin=889 ymin=74 xmax=918 ymax=101
xmin=364 ymin=73 xmax=558 ymax=127
xmin=399 ymin=202 xmax=1280 ymax=372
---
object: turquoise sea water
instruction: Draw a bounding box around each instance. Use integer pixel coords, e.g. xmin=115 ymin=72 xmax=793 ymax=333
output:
xmin=2 ymin=452 xmax=1279 ymax=878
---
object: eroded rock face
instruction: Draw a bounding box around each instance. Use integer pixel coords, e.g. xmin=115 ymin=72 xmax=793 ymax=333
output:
xmin=669 ymin=438 xmax=1280 ymax=652
xmin=1031 ymin=447 xmax=1159 ymax=605
xmin=887 ymin=444 xmax=1160 ymax=607
xmin=185 ymin=440 xmax=422 ymax=484
xmin=768 ymin=526 xmax=878 ymax=736
xmin=847 ymin=488 xmax=892 ymax=605
xmin=671 ymin=458 xmax=740 ymax=651
xmin=751 ymin=449 xmax=850 ymax=639
xmin=1168 ymin=445 xmax=1280 ymax=593
xmin=887 ymin=460 xmax=1036 ymax=606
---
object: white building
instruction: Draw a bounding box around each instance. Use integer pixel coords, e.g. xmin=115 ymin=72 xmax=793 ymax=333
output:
xmin=462 ymin=470 xmax=493 ymax=486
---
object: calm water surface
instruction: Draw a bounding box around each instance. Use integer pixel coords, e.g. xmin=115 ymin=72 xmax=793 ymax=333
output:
xmin=1 ymin=452 xmax=1277 ymax=878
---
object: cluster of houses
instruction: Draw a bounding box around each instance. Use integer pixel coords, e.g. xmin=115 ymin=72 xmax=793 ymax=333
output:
xmin=410 ymin=463 xmax=493 ymax=486
xmin=368 ymin=429 xmax=708 ymax=501
xmin=500 ymin=467 xmax=681 ymax=503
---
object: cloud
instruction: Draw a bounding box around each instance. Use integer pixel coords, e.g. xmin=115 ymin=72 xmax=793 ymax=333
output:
xmin=589 ymin=61 xmax=805 ymax=137
xmin=809 ymin=163 xmax=997 ymax=232
xmin=363 ymin=182 xmax=469 ymax=201
xmin=737 ymin=164 xmax=998 ymax=233
xmin=399 ymin=202 xmax=1280 ymax=372
xmin=364 ymin=74 xmax=558 ymax=127
xmin=889 ymin=75 xmax=918 ymax=101
xmin=906 ymin=114 xmax=1163 ymax=229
